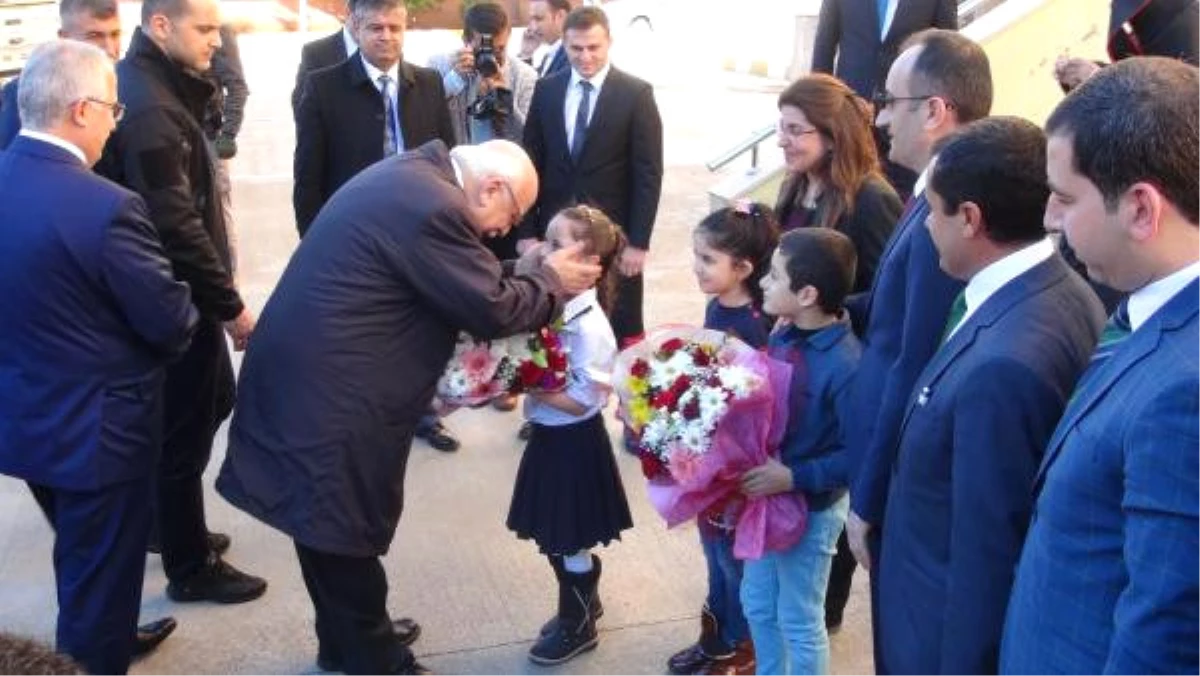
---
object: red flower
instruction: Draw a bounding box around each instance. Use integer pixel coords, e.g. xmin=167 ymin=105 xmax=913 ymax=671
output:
xmin=658 ymin=338 xmax=686 ymax=357
xmin=630 ymin=358 xmax=650 ymax=378
xmin=681 ymin=399 xmax=701 ymax=420
xmin=548 ymin=352 xmax=568 ymax=371
xmin=670 ymin=374 xmax=692 ymax=396
xmin=517 ymin=360 xmax=542 ymax=387
xmin=692 ymin=348 xmax=711 ymax=367
xmin=639 ymin=453 xmax=668 ymax=480
xmin=652 ymin=389 xmax=679 ymax=410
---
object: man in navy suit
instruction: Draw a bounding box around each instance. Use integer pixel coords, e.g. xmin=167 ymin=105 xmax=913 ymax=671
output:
xmin=527 ymin=0 xmax=571 ymax=78
xmin=841 ymin=29 xmax=991 ymax=672
xmin=0 ymin=40 xmax=197 ymax=674
xmin=1001 ymin=57 xmax=1199 ymax=675
xmin=519 ymin=5 xmax=663 ymax=346
xmin=876 ymin=117 xmax=1104 ymax=674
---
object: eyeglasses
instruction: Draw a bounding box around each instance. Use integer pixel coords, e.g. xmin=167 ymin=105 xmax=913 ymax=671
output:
xmin=777 ymin=121 xmax=821 ymax=139
xmin=83 ymin=97 xmax=126 ymax=122
xmin=500 ymin=180 xmax=522 ymax=229
xmin=872 ymin=90 xmax=955 ymax=111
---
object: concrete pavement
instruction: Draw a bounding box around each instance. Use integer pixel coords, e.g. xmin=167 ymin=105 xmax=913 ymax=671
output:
xmin=0 ymin=31 xmax=873 ymax=674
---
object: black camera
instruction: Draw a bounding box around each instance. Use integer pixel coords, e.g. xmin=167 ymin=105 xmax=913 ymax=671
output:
xmin=474 ymin=33 xmax=500 ymax=79
xmin=468 ymin=86 xmax=513 ymax=123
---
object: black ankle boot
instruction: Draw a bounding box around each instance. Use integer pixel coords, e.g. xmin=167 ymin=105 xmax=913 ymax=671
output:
xmin=539 ymin=555 xmax=604 ymax=637
xmin=528 ymin=563 xmax=600 ymax=665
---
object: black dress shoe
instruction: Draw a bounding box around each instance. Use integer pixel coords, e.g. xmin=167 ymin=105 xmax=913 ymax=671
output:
xmin=132 ymin=616 xmax=177 ymax=657
xmin=166 ymin=555 xmax=267 ymax=604
xmin=418 ymin=422 xmax=460 ymax=452
xmin=148 ymin=531 xmax=231 ymax=556
xmin=316 ymin=618 xmax=422 ymax=671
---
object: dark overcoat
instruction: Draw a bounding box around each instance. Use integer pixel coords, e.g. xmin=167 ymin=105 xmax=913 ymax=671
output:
xmin=217 ymin=141 xmax=564 ymax=557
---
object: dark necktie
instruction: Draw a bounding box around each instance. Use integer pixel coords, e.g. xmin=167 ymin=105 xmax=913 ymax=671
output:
xmin=1069 ymin=300 xmax=1132 ymax=403
xmin=939 ymin=290 xmax=967 ymax=345
xmin=379 ymin=75 xmax=399 ymax=156
xmin=571 ymin=80 xmax=593 ymax=161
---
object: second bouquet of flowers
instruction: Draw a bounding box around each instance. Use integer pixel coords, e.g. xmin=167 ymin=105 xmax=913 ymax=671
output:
xmin=436 ymin=325 xmax=569 ymax=407
xmin=614 ymin=325 xmax=806 ymax=560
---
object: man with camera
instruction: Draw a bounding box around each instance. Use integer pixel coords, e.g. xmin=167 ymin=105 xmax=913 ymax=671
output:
xmin=427 ymin=2 xmax=537 ymax=149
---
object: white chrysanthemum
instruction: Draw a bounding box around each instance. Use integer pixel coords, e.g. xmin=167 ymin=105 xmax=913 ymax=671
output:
xmin=641 ymin=417 xmax=669 ymax=448
xmin=679 ymin=421 xmax=710 ymax=455
xmin=717 ymin=365 xmax=758 ymax=398
xmin=649 ymin=350 xmax=698 ymax=389
xmin=698 ymin=386 xmax=728 ymax=425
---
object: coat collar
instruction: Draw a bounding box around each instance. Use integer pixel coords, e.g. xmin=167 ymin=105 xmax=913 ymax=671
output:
xmin=125 ymin=27 xmax=216 ymax=120
xmin=346 ymin=52 xmax=417 ymax=90
xmin=1034 ymin=277 xmax=1199 ymax=488
xmin=6 ymin=134 xmax=88 ymax=168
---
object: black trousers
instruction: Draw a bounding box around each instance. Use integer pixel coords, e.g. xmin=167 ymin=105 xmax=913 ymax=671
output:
xmin=295 ymin=541 xmax=415 ymax=675
xmin=610 ymin=272 xmax=644 ymax=346
xmin=868 ymin=528 xmax=888 ymax=675
xmin=824 ymin=528 xmax=857 ymax=623
xmin=28 ymin=478 xmax=151 ymax=675
xmin=157 ymin=320 xmax=235 ymax=581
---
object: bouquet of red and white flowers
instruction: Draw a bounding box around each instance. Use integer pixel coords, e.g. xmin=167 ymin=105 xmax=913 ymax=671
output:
xmin=437 ymin=326 xmax=568 ymax=407
xmin=614 ymin=326 xmax=806 ymax=559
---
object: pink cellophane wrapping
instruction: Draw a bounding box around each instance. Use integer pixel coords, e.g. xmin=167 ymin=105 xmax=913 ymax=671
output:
xmin=614 ymin=326 xmax=808 ymax=560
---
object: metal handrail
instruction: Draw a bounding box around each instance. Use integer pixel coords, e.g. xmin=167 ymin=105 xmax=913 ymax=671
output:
xmin=705 ymin=124 xmax=777 ymax=172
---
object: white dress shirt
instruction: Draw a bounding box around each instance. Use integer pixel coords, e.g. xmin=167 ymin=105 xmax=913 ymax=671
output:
xmin=360 ymin=54 xmax=403 ymax=149
xmin=564 ymin=62 xmax=610 ymax=150
xmin=342 ymin=26 xmax=358 ymax=57
xmin=945 ymin=238 xmax=1056 ymax=341
xmin=18 ymin=129 xmax=86 ymax=164
xmin=1128 ymin=261 xmax=1200 ymax=331
xmin=524 ymin=288 xmax=618 ymax=426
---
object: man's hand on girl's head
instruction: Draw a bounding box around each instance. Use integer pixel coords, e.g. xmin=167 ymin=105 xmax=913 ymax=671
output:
xmin=544 ymin=241 xmax=601 ymax=295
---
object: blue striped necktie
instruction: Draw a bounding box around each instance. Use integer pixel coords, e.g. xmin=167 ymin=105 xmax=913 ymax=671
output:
xmin=379 ymin=75 xmax=399 ymax=156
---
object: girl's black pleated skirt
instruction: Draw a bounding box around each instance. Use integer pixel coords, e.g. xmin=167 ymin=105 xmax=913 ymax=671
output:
xmin=506 ymin=413 xmax=633 ymax=555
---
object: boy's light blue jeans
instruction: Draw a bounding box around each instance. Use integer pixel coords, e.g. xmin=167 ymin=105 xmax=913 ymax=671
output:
xmin=740 ymin=495 xmax=848 ymax=675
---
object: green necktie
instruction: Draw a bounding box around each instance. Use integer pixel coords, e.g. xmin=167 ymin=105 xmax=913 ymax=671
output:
xmin=939 ymin=291 xmax=967 ymax=345
xmin=1068 ymin=300 xmax=1132 ymax=404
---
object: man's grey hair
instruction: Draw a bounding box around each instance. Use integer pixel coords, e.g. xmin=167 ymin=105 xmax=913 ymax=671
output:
xmin=17 ymin=40 xmax=113 ymax=131
xmin=60 ymin=0 xmax=119 ymax=22
xmin=350 ymin=0 xmax=405 ymax=23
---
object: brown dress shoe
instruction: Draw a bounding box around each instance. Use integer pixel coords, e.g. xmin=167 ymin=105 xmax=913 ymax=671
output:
xmin=701 ymin=639 xmax=755 ymax=675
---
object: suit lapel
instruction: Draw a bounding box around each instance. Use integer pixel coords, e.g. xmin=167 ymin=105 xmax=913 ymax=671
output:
xmin=1034 ymin=279 xmax=1199 ymax=487
xmin=864 ymin=192 xmax=929 ymax=321
xmin=545 ymin=73 xmax=572 ymax=165
xmin=895 ymin=256 xmax=1061 ymax=439
xmin=576 ymin=68 xmax=621 ymax=166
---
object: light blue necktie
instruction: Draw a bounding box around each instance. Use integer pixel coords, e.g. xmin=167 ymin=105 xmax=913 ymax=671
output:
xmin=379 ymin=74 xmax=401 ymax=156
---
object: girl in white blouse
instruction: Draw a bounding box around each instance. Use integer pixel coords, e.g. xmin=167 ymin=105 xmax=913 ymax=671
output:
xmin=506 ymin=205 xmax=634 ymax=666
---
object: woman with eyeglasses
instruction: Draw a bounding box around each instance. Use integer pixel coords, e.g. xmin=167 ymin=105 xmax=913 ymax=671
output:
xmin=774 ymin=73 xmax=903 ymax=299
